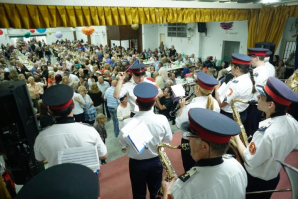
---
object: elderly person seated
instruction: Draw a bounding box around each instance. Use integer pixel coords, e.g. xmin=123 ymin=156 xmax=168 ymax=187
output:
xmin=153 ymin=71 xmax=165 ymax=89
xmin=27 ymin=76 xmax=43 ymax=112
xmin=166 ymin=72 xmax=176 ymax=86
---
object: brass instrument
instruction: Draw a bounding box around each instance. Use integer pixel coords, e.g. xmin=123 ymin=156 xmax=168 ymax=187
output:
xmin=169 ymin=91 xmax=195 ymax=117
xmin=286 ymin=68 xmax=298 ymax=94
xmin=229 ymin=99 xmax=256 ymax=163
xmin=156 ymin=143 xmax=190 ymax=197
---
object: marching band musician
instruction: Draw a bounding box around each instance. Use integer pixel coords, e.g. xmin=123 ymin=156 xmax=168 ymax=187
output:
xmin=114 ymin=63 xmax=161 ymax=117
xmin=245 ymin=48 xmax=271 ymax=136
xmin=234 ymin=77 xmax=298 ymax=199
xmin=162 ymin=108 xmax=247 ymax=199
xmin=118 ymin=83 xmax=173 ymax=199
xmin=176 ymin=72 xmax=220 ymax=172
xmin=215 ymin=53 xmax=255 ymax=123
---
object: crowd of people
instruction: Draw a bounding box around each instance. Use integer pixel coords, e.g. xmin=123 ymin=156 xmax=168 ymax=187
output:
xmin=0 ymin=38 xmax=298 ymax=199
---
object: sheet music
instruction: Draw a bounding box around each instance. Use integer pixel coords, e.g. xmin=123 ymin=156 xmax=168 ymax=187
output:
xmin=121 ymin=118 xmax=153 ymax=154
xmin=171 ymin=84 xmax=185 ymax=97
xmin=58 ymin=146 xmax=99 ymax=172
xmin=217 ymin=82 xmax=229 ymax=103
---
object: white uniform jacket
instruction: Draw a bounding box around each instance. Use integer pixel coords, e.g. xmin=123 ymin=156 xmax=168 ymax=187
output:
xmin=120 ymin=78 xmax=157 ymax=112
xmin=171 ymin=157 xmax=247 ymax=199
xmin=252 ymin=65 xmax=270 ymax=100
xmin=118 ymin=110 xmax=172 ymax=160
xmin=34 ymin=118 xmax=107 ymax=168
xmin=244 ymin=114 xmax=298 ymax=180
xmin=221 ymin=73 xmax=254 ymax=113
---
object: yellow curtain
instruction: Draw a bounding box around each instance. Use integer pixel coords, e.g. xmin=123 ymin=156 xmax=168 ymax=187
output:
xmin=256 ymin=5 xmax=297 ymax=53
xmin=0 ymin=4 xmax=256 ymax=28
xmin=247 ymin=9 xmax=260 ymax=48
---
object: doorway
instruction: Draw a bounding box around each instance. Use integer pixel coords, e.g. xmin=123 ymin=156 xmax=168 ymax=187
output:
xmin=160 ymin=33 xmax=165 ymax=45
xmin=222 ymin=41 xmax=240 ymax=62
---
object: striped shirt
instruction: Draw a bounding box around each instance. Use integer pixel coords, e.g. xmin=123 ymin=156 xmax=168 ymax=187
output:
xmin=104 ymin=86 xmax=120 ymax=108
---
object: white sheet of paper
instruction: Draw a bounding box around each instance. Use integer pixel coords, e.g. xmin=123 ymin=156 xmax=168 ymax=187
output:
xmin=127 ymin=121 xmax=153 ymax=153
xmin=217 ymin=82 xmax=229 ymax=103
xmin=171 ymin=84 xmax=185 ymax=97
xmin=58 ymin=146 xmax=99 ymax=172
xmin=121 ymin=118 xmax=140 ymax=137
xmin=121 ymin=118 xmax=153 ymax=154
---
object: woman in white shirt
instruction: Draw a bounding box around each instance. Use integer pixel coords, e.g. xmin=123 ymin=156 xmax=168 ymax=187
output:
xmin=175 ymin=72 xmax=220 ymax=172
xmin=117 ymin=96 xmax=131 ymax=129
xmin=215 ymin=53 xmax=256 ymax=123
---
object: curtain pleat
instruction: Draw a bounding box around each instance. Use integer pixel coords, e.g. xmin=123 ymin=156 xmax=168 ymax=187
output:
xmin=0 ymin=5 xmax=263 ymax=28
xmin=1 ymin=3 xmax=298 ymax=53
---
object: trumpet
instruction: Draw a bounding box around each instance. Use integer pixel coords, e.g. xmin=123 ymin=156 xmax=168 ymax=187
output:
xmin=169 ymin=91 xmax=195 ymax=117
xmin=229 ymin=99 xmax=257 ymax=163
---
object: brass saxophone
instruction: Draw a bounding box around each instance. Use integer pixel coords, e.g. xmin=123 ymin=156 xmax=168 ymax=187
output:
xmin=156 ymin=143 xmax=189 ymax=197
xmin=229 ymin=99 xmax=256 ymax=162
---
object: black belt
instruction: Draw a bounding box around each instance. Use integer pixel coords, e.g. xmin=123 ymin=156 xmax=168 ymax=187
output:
xmin=130 ymin=157 xmax=159 ymax=162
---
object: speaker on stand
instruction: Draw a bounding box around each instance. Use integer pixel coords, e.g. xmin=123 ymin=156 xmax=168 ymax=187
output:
xmin=0 ymin=81 xmax=44 ymax=185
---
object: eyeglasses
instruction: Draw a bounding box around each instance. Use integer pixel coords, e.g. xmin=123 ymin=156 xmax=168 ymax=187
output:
xmin=185 ymin=132 xmax=201 ymax=140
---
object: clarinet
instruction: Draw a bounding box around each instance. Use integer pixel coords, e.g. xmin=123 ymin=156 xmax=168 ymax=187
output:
xmin=169 ymin=91 xmax=195 ymax=117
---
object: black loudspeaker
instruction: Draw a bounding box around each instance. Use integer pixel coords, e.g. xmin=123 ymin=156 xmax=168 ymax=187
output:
xmin=0 ymin=80 xmax=44 ymax=184
xmin=255 ymin=42 xmax=276 ymax=62
xmin=197 ymin=22 xmax=207 ymax=33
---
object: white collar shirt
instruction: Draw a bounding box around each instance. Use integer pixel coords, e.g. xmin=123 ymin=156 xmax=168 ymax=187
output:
xmin=119 ymin=78 xmax=156 ymax=112
xmin=171 ymin=158 xmax=247 ymax=199
xmin=118 ymin=110 xmax=172 ymax=160
xmin=252 ymin=65 xmax=270 ymax=100
xmin=265 ymin=61 xmax=276 ymax=78
xmin=72 ymin=92 xmax=84 ymax=115
xmin=158 ymin=66 xmax=168 ymax=82
xmin=34 ymin=122 xmax=107 ymax=168
xmin=221 ymin=73 xmax=254 ymax=113
xmin=69 ymin=74 xmax=79 ymax=83
xmin=244 ymin=114 xmax=298 ymax=180
xmin=97 ymin=81 xmax=110 ymax=95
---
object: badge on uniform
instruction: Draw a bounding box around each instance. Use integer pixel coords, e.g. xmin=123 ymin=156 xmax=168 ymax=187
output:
xmin=257 ymin=126 xmax=268 ymax=132
xmin=249 ymin=142 xmax=257 ymax=155
xmin=232 ymin=80 xmax=239 ymax=83
xmin=254 ymin=73 xmax=259 ymax=77
xmin=227 ymin=88 xmax=233 ymax=97
xmin=178 ymin=172 xmax=191 ymax=182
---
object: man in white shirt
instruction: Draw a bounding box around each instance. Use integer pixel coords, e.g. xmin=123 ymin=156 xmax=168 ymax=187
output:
xmin=34 ymin=84 xmax=107 ymax=168
xmin=264 ymin=50 xmax=275 ymax=77
xmin=162 ymin=108 xmax=247 ymax=199
xmin=118 ymin=82 xmax=172 ymax=199
xmin=158 ymin=62 xmax=168 ymax=82
xmin=97 ymin=76 xmax=111 ymax=118
xmin=64 ymin=70 xmax=79 ymax=83
xmin=114 ymin=64 xmax=160 ymax=116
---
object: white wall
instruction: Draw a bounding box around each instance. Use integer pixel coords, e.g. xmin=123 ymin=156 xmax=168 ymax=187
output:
xmin=0 ymin=26 xmax=108 ymax=46
xmin=46 ymin=27 xmax=74 ymax=44
xmin=91 ymin=26 xmax=107 ymax=46
xmin=151 ymin=21 xmax=248 ymax=62
xmin=201 ymin=21 xmax=248 ymax=62
xmin=142 ymin=24 xmax=158 ymax=51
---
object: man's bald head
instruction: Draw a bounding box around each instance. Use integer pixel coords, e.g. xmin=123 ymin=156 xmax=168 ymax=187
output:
xmin=111 ymin=80 xmax=117 ymax=87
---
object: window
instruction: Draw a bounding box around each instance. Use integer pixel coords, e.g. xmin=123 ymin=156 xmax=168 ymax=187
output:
xmin=283 ymin=41 xmax=296 ymax=63
xmin=167 ymin=23 xmax=187 ymax=37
